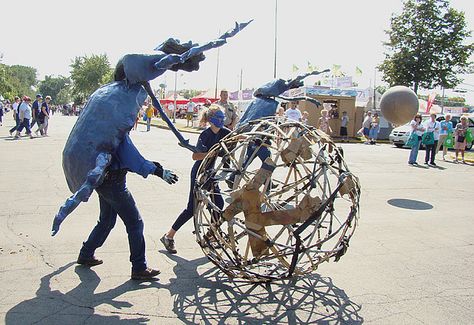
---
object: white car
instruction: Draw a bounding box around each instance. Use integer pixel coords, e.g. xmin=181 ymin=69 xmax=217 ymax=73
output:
xmin=389 ymin=115 xmax=474 ymax=150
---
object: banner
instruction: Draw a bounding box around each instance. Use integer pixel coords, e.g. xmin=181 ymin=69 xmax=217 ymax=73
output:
xmin=426 ymin=92 xmax=437 ymax=113
xmin=335 ymin=76 xmax=353 ymax=88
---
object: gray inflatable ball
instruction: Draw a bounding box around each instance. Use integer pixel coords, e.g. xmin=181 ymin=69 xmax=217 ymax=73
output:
xmin=380 ymin=86 xmax=419 ymax=125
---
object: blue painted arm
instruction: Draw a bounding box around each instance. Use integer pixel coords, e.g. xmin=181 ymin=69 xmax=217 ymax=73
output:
xmin=142 ymin=82 xmax=197 ymax=152
xmin=286 ymin=69 xmax=330 ymax=89
xmin=52 ymin=152 xmax=112 ymax=236
xmin=153 ymin=20 xmax=252 ymax=71
xmin=277 ymin=95 xmax=321 ymax=107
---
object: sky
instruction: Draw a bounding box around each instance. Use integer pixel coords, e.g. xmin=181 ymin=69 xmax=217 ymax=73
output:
xmin=1 ymin=0 xmax=473 ymax=103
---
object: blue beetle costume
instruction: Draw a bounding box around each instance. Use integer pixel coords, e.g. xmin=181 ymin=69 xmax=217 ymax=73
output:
xmin=51 ymin=22 xmax=251 ymax=276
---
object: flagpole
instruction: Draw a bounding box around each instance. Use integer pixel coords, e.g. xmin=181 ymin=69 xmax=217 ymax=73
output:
xmin=273 ymin=0 xmax=278 ymax=78
xmin=214 ymin=29 xmax=221 ymax=99
xmin=373 ymin=68 xmax=377 ymax=110
xmin=240 ymin=68 xmax=243 ymax=91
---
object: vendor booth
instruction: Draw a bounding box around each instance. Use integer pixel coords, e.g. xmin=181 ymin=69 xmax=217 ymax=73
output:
xmin=294 ymin=86 xmax=361 ymax=137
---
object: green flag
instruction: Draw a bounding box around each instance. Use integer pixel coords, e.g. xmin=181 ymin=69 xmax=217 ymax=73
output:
xmin=355 ymin=66 xmax=363 ymax=76
xmin=292 ymin=64 xmax=299 ymax=72
xmin=332 ymin=64 xmax=342 ymax=77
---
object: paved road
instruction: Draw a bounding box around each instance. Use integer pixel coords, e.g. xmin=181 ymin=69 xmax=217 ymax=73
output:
xmin=0 ymin=114 xmax=473 ymax=324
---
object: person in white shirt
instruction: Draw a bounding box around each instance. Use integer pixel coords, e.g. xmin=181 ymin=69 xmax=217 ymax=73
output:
xmin=423 ymin=113 xmax=440 ymax=166
xmin=167 ymin=103 xmax=175 ymax=119
xmin=186 ymin=100 xmax=196 ymax=127
xmin=285 ymin=104 xmax=302 ymax=122
xmin=15 ymin=96 xmax=34 ymax=139
xmin=9 ymin=97 xmax=21 ymax=135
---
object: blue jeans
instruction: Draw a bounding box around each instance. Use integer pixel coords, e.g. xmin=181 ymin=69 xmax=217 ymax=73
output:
xmin=16 ymin=118 xmax=31 ymax=135
xmin=146 ymin=117 xmax=151 ymax=131
xmin=80 ymin=175 xmax=147 ymax=272
xmin=172 ymin=167 xmax=223 ymax=231
xmin=408 ymin=135 xmax=421 ymax=164
xmin=9 ymin=115 xmax=20 ymax=133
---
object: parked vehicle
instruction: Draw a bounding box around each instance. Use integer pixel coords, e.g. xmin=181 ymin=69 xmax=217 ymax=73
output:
xmin=389 ymin=115 xmax=474 ymax=150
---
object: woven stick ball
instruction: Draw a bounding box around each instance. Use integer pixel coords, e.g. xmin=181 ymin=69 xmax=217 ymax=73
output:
xmin=193 ymin=117 xmax=361 ymax=282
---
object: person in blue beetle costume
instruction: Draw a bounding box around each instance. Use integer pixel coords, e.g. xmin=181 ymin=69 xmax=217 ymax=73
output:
xmin=51 ymin=21 xmax=251 ymax=280
xmin=225 ymin=69 xmax=329 ymax=188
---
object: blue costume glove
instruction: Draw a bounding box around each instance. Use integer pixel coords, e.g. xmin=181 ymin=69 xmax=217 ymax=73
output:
xmin=153 ymin=162 xmax=178 ymax=184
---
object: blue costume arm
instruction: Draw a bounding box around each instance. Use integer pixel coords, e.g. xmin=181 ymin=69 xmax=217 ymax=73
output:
xmin=153 ymin=21 xmax=252 ymax=71
xmin=113 ymin=134 xmax=156 ymax=177
xmin=52 ymin=152 xmax=112 ymax=236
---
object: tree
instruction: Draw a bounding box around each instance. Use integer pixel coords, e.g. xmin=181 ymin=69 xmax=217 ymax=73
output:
xmin=379 ymin=0 xmax=474 ymax=94
xmin=0 ymin=64 xmax=38 ymax=99
xmin=179 ymin=89 xmax=201 ymax=99
xmin=38 ymin=75 xmax=71 ymax=103
xmin=70 ymin=54 xmax=112 ymax=103
xmin=158 ymin=83 xmax=167 ymax=99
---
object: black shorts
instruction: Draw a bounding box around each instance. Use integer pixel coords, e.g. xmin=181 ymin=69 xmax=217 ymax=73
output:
xmin=340 ymin=126 xmax=348 ymax=136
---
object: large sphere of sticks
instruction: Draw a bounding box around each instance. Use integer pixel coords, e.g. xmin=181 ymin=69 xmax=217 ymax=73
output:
xmin=193 ymin=117 xmax=361 ymax=282
xmin=380 ymin=85 xmax=419 ymax=125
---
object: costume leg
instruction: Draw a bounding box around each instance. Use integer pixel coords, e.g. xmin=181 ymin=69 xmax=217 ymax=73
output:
xmin=100 ymin=180 xmax=147 ymax=273
xmin=80 ymin=194 xmax=117 ymax=258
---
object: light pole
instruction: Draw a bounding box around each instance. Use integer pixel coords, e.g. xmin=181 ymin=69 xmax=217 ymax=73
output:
xmin=173 ymin=71 xmax=177 ymax=123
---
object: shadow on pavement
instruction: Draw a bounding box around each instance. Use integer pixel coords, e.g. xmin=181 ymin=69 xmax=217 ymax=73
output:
xmin=165 ymin=254 xmax=363 ymax=324
xmin=5 ymin=262 xmax=158 ymax=324
xmin=6 ymin=256 xmax=363 ymax=324
xmin=387 ymin=198 xmax=433 ymax=210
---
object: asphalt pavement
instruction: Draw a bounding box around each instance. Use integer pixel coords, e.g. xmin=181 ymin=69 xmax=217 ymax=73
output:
xmin=0 ymin=113 xmax=473 ymax=324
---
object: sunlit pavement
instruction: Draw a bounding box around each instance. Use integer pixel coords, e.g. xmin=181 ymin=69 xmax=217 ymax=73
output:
xmin=1 ymin=113 xmax=473 ymax=324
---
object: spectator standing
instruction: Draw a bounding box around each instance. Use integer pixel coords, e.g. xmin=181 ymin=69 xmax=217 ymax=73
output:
xmin=454 ymin=116 xmax=469 ymax=163
xmin=423 ymin=113 xmax=440 ymax=166
xmin=361 ymin=111 xmax=372 ymax=143
xmin=36 ymin=95 xmax=51 ymax=136
xmin=408 ymin=114 xmax=425 ymax=165
xmin=302 ymin=111 xmax=309 ymax=125
xmin=340 ymin=111 xmax=349 ymax=142
xmin=145 ymin=103 xmax=154 ymax=132
xmin=9 ymin=97 xmax=21 ymax=135
xmin=0 ymin=100 xmax=3 ymax=126
xmin=275 ymin=106 xmax=285 ymax=124
xmin=368 ymin=112 xmax=380 ymax=144
xmin=186 ymin=100 xmax=196 ymax=127
xmin=317 ymin=109 xmax=332 ymax=134
xmin=30 ymin=94 xmax=43 ymax=134
xmin=436 ymin=113 xmax=453 ymax=160
xmin=168 ymin=102 xmax=175 ymax=119
xmin=14 ymin=96 xmax=34 ymax=139
xmin=217 ymin=90 xmax=238 ymax=130
xmin=285 ymin=104 xmax=302 ymax=122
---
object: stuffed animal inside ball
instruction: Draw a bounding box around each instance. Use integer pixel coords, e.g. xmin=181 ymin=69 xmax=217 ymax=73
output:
xmin=380 ymin=86 xmax=419 ymax=125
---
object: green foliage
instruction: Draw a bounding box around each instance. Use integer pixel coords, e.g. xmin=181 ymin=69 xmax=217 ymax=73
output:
xmin=379 ymin=0 xmax=474 ymax=94
xmin=375 ymin=85 xmax=387 ymax=95
xmin=179 ymin=89 xmax=201 ymax=99
xmin=0 ymin=64 xmax=37 ymax=100
xmin=56 ymin=87 xmax=72 ymax=105
xmin=70 ymin=54 xmax=112 ymax=104
xmin=38 ymin=75 xmax=71 ymax=104
xmin=419 ymin=94 xmax=466 ymax=107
